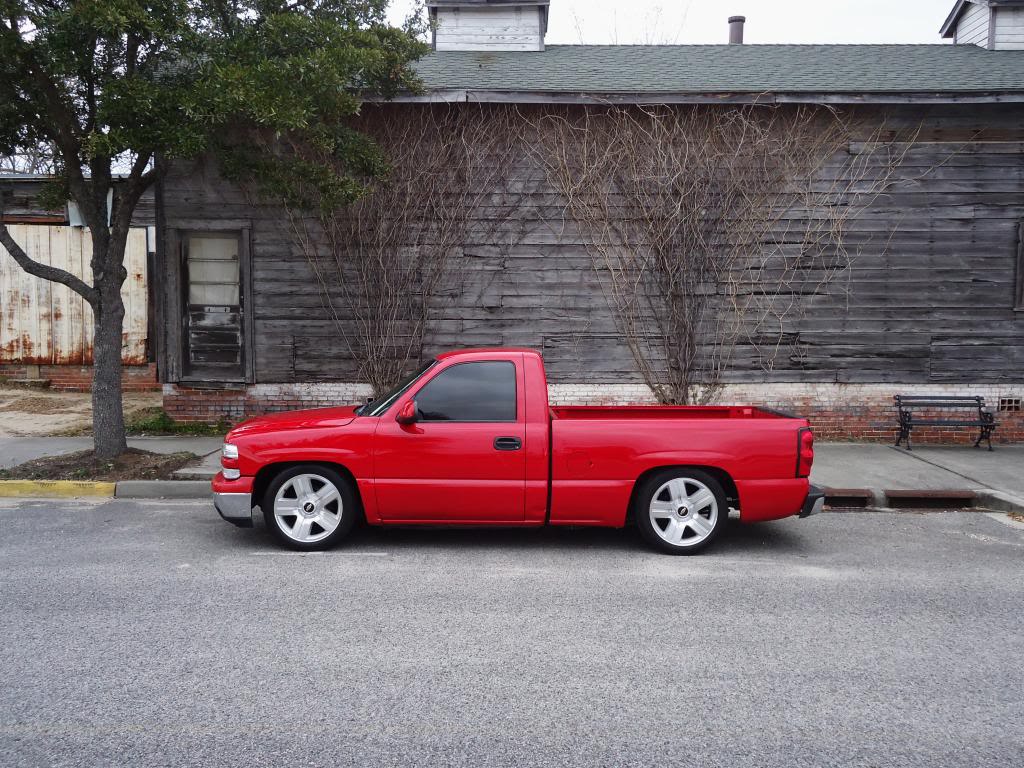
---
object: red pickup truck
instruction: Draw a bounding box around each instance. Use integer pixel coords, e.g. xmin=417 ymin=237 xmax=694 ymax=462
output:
xmin=213 ymin=349 xmax=822 ymax=554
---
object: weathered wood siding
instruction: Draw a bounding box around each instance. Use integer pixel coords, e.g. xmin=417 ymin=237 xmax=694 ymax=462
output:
xmin=0 ymin=224 xmax=150 ymax=364
xmin=434 ymin=6 xmax=544 ymax=51
xmin=158 ymin=104 xmax=1024 ymax=386
xmin=995 ymin=6 xmax=1024 ymax=49
xmin=0 ymin=178 xmax=156 ymax=226
xmin=955 ymin=2 xmax=991 ymax=46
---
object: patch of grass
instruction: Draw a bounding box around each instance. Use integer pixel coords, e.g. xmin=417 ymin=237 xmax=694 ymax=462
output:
xmin=126 ymin=408 xmax=231 ymax=437
xmin=0 ymin=448 xmax=198 ymax=482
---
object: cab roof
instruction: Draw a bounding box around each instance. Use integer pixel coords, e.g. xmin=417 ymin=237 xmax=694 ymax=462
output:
xmin=435 ymin=347 xmax=542 ymax=360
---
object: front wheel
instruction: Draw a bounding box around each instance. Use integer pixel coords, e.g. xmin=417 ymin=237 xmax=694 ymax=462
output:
xmin=262 ymin=465 xmax=358 ymax=551
xmin=634 ymin=468 xmax=727 ymax=555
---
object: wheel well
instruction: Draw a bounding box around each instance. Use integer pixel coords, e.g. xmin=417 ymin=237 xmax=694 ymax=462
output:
xmin=628 ymin=465 xmax=739 ymax=520
xmin=251 ymin=461 xmax=363 ymax=516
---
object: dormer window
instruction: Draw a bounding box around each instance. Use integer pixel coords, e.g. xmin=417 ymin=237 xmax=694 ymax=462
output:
xmin=941 ymin=0 xmax=1024 ymax=50
xmin=427 ymin=1 xmax=550 ymax=52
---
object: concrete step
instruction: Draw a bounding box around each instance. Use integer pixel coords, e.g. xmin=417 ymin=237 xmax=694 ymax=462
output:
xmin=173 ymin=466 xmax=218 ymax=480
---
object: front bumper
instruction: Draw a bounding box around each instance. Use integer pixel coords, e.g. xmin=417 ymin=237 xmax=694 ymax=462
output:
xmin=214 ymin=491 xmax=254 ymax=528
xmin=800 ymin=484 xmax=825 ymax=518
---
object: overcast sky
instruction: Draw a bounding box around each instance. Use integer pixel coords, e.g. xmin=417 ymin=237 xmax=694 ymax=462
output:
xmin=387 ymin=1 xmax=955 ymax=45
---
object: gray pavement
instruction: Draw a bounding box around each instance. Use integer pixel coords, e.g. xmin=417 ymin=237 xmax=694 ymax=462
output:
xmin=1 ymin=499 xmax=1022 ymax=767
xmin=0 ymin=436 xmax=223 ymax=470
xmin=903 ymin=445 xmax=1024 ymax=497
xmin=811 ymin=442 xmax=1024 ymax=496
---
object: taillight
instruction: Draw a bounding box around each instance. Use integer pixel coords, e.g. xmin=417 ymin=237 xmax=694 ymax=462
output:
xmin=796 ymin=428 xmax=814 ymax=478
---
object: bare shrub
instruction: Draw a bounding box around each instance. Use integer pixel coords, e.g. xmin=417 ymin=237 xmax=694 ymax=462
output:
xmin=286 ymin=104 xmax=525 ymax=396
xmin=528 ymin=104 xmax=909 ymax=404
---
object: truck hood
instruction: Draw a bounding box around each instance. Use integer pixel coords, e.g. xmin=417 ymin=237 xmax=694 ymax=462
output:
xmin=228 ymin=405 xmax=360 ymax=438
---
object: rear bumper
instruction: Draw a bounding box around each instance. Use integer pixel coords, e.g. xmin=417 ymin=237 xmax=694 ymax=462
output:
xmin=800 ymin=484 xmax=825 ymax=518
xmin=215 ymin=491 xmax=254 ymax=527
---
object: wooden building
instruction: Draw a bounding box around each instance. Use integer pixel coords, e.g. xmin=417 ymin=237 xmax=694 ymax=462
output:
xmin=156 ymin=0 xmax=1024 ymax=439
xmin=0 ymin=176 xmax=158 ymax=391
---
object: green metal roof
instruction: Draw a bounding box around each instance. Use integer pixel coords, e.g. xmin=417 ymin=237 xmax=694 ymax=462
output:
xmin=410 ymin=44 xmax=1024 ymax=100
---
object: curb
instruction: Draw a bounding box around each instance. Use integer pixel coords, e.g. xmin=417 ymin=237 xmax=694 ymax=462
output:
xmin=975 ymin=489 xmax=1024 ymax=514
xmin=0 ymin=480 xmax=209 ymax=499
xmin=1 ymin=480 xmax=1020 ymax=512
xmin=115 ymin=480 xmax=210 ymax=499
xmin=822 ymin=486 xmax=1024 ymax=514
xmin=0 ymin=480 xmax=116 ymax=497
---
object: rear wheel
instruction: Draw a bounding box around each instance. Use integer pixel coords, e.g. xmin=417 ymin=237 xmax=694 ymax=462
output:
xmin=262 ymin=465 xmax=357 ymax=551
xmin=634 ymin=468 xmax=727 ymax=555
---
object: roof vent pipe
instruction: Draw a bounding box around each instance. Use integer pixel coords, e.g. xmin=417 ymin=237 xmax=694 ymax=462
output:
xmin=728 ymin=15 xmax=745 ymax=44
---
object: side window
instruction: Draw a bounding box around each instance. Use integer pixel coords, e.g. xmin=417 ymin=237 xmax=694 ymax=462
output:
xmin=414 ymin=362 xmax=517 ymax=422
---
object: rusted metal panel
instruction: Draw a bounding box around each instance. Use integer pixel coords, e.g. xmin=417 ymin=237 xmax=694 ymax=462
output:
xmin=0 ymin=224 xmax=149 ymax=365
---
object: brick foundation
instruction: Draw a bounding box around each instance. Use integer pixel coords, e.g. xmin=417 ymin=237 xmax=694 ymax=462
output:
xmin=0 ymin=362 xmax=159 ymax=392
xmin=162 ymin=380 xmax=1024 ymax=444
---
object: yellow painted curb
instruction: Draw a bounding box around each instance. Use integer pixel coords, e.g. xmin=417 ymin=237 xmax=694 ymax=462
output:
xmin=0 ymin=480 xmax=116 ymax=498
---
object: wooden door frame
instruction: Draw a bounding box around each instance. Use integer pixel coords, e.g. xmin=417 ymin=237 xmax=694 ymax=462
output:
xmin=163 ymin=220 xmax=254 ymax=385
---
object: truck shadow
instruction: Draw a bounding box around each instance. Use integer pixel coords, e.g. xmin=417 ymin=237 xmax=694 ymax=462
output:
xmin=341 ymin=519 xmax=809 ymax=557
xmin=210 ymin=513 xmax=809 ymax=557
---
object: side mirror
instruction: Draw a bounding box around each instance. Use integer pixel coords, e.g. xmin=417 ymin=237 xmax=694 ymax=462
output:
xmin=396 ymin=400 xmax=418 ymax=425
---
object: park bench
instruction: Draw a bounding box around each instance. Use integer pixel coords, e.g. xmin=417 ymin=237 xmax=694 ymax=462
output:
xmin=894 ymin=395 xmax=997 ymax=451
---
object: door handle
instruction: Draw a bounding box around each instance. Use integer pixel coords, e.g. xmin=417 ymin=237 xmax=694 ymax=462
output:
xmin=493 ymin=437 xmax=522 ymax=451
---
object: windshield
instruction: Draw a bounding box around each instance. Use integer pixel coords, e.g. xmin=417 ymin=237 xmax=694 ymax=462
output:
xmin=356 ymin=361 xmax=436 ymax=417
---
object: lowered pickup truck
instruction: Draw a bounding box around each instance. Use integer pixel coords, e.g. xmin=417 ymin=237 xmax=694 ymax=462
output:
xmin=213 ymin=348 xmax=823 ymax=554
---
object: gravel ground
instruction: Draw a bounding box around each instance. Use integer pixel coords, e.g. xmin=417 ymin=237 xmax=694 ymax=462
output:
xmin=1 ymin=500 xmax=1022 ymax=767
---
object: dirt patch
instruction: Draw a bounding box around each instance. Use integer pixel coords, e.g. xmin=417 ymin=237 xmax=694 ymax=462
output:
xmin=0 ymin=396 xmax=62 ymax=413
xmin=0 ymin=386 xmax=161 ymax=437
xmin=0 ymin=448 xmax=198 ymax=481
xmin=1008 ymin=511 xmax=1024 ymax=524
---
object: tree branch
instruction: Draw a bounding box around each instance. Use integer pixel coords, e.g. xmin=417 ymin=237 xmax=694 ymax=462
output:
xmin=0 ymin=214 xmax=99 ymax=305
xmin=112 ymin=152 xmax=157 ymax=234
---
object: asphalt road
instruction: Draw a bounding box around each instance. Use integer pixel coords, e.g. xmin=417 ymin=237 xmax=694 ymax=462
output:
xmin=1 ymin=500 xmax=1023 ymax=768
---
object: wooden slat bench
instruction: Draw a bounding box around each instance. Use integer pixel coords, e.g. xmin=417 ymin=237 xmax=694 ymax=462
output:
xmin=894 ymin=395 xmax=997 ymax=452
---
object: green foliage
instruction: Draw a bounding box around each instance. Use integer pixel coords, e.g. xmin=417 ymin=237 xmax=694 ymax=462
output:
xmin=127 ymin=407 xmax=231 ymax=436
xmin=0 ymin=1 xmax=428 ymax=207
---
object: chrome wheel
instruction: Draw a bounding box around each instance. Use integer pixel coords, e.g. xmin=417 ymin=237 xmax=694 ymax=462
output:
xmin=273 ymin=473 xmax=343 ymax=544
xmin=648 ymin=477 xmax=719 ymax=548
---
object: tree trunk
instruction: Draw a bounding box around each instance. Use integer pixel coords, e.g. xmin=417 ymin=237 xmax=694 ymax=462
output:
xmin=91 ymin=293 xmax=128 ymax=459
xmin=89 ymin=222 xmax=130 ymax=460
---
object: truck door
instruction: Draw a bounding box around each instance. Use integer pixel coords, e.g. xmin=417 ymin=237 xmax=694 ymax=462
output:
xmin=372 ymin=359 xmax=526 ymax=523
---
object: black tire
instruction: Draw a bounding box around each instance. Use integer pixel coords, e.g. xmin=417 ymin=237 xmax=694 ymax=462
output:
xmin=262 ymin=464 xmax=358 ymax=551
xmin=633 ymin=468 xmax=728 ymax=555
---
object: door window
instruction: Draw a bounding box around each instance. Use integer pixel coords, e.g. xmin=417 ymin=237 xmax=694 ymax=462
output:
xmin=183 ymin=233 xmax=243 ymax=379
xmin=414 ymin=362 xmax=517 ymax=422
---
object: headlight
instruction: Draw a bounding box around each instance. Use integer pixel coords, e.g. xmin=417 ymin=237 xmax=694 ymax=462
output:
xmin=222 ymin=443 xmax=239 ymax=460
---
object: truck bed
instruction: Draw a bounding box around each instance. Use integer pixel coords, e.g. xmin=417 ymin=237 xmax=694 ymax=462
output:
xmin=550 ymin=405 xmax=793 ymax=421
xmin=548 ymin=404 xmax=809 ymax=527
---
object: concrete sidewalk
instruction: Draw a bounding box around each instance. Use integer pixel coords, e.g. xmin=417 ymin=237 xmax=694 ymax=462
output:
xmin=811 ymin=443 xmax=1024 ymax=507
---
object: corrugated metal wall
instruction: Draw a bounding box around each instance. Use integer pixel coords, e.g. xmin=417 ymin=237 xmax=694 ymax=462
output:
xmin=0 ymin=225 xmax=149 ymax=365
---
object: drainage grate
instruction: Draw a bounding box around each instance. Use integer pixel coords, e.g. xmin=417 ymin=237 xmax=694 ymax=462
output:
xmin=823 ymin=488 xmax=873 ymax=509
xmin=884 ymin=490 xmax=976 ymax=510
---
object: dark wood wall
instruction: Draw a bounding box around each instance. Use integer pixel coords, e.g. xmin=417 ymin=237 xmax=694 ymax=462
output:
xmin=157 ymin=103 xmax=1024 ymax=386
xmin=0 ymin=177 xmax=156 ymax=226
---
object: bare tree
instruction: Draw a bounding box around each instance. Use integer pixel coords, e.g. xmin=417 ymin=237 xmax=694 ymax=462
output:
xmin=0 ymin=143 xmax=54 ymax=175
xmin=529 ymin=104 xmax=908 ymax=404
xmin=286 ymin=104 xmax=526 ymax=396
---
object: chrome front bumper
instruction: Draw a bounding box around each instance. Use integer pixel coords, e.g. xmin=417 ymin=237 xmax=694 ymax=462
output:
xmin=214 ymin=492 xmax=254 ymax=528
